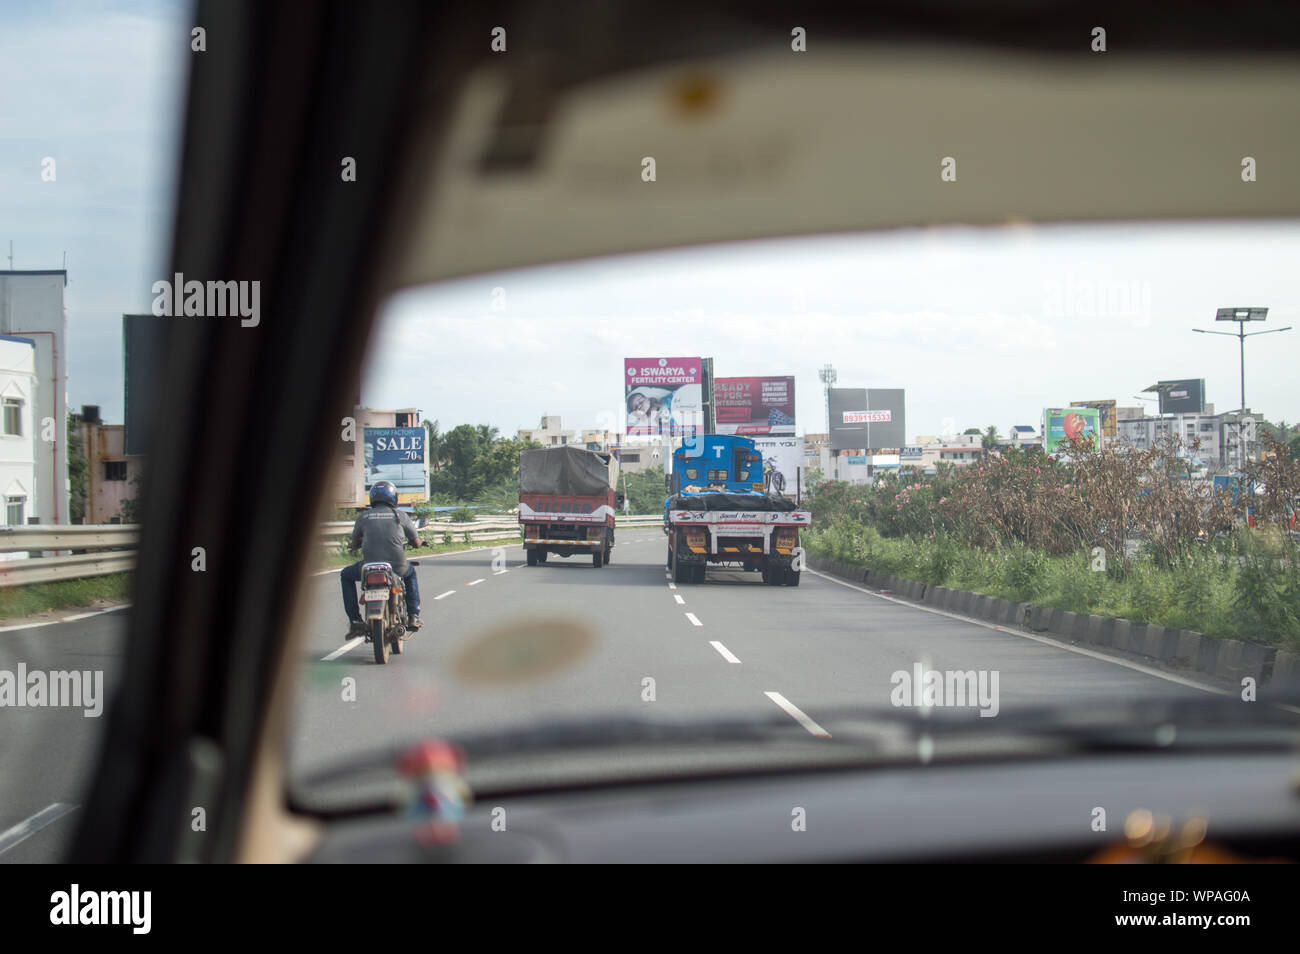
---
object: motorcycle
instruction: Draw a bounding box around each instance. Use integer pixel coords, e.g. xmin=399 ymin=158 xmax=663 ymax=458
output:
xmin=360 ymin=557 xmax=420 ymax=664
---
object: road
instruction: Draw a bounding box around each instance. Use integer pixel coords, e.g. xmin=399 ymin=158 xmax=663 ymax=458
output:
xmin=1 ymin=529 xmax=1215 ymax=861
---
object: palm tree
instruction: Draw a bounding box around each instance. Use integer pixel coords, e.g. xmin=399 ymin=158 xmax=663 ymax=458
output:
xmin=982 ymin=425 xmax=1001 ymax=456
xmin=424 ymin=419 xmax=443 ymax=471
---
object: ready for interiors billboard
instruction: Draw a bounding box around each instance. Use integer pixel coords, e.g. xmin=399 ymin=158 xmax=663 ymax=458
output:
xmin=828 ymin=388 xmax=906 ymax=451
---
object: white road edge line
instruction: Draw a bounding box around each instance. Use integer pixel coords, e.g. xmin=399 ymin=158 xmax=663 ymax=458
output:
xmin=0 ymin=803 xmax=78 ymax=856
xmin=765 ymin=691 xmax=831 ymax=738
xmin=685 ymin=612 xmax=703 ymax=627
xmin=807 ymin=568 xmax=1232 ymax=696
xmin=674 ymin=594 xmax=685 ymax=604
xmin=434 ymin=590 xmax=455 ymax=600
xmin=467 ymin=579 xmax=485 ymax=586
xmin=0 ymin=603 xmax=132 ymax=634
xmin=322 ymin=637 xmax=364 ymax=661
xmin=710 ymin=640 xmax=741 ymax=664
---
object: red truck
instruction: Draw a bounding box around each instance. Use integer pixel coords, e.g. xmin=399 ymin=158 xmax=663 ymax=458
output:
xmin=518 ymin=446 xmax=622 ymax=568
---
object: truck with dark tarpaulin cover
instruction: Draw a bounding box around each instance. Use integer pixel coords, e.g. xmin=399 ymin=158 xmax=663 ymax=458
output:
xmin=519 ymin=446 xmax=622 ymax=567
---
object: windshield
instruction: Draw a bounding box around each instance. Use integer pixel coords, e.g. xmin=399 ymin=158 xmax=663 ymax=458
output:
xmin=286 ymin=221 xmax=1300 ymax=794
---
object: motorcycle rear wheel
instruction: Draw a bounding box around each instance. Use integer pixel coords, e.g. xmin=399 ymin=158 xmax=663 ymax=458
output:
xmin=372 ymin=618 xmax=389 ymax=664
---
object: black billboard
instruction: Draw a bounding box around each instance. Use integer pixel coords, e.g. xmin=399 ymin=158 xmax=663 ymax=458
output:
xmin=1156 ymin=378 xmax=1206 ymax=415
xmin=828 ymin=387 xmax=906 ymax=450
xmin=123 ymin=314 xmax=164 ymax=457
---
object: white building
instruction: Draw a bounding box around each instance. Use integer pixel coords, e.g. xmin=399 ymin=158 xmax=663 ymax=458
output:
xmin=1114 ymin=404 xmax=1249 ymax=470
xmin=0 ymin=271 xmax=69 ymax=524
xmin=517 ymin=414 xmax=575 ymax=447
xmin=0 ymin=335 xmax=39 ymax=526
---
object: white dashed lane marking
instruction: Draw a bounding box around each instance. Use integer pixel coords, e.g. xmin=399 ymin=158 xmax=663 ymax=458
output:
xmin=765 ymin=691 xmax=831 ymax=738
xmin=709 ymin=641 xmax=741 ymax=664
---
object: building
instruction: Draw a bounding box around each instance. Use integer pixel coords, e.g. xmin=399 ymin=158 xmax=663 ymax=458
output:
xmin=74 ymin=406 xmax=144 ymax=523
xmin=517 ymin=415 xmax=575 ymax=447
xmin=581 ymin=428 xmax=615 ymax=452
xmin=1003 ymin=425 xmax=1041 ymax=450
xmin=0 ymin=334 xmax=38 ymax=526
xmin=0 ymin=270 xmax=69 ymax=524
xmin=333 ymin=406 xmax=427 ymax=508
xmin=613 ymin=437 xmax=668 ymax=473
xmin=1114 ymin=404 xmax=1251 ymax=471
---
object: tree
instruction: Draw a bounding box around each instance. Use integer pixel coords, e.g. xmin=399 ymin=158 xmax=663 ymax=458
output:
xmin=982 ymin=425 xmax=1001 ymax=454
xmin=67 ymin=414 xmax=88 ymax=522
xmin=963 ymin=427 xmax=982 ymax=435
xmin=439 ymin=424 xmax=490 ymax=500
xmin=621 ymin=465 xmax=669 ymax=514
xmin=119 ymin=471 xmax=144 ymax=523
xmin=423 ymin=419 xmax=443 ymax=471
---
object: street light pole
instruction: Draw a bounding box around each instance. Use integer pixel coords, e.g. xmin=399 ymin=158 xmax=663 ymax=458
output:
xmin=1194 ymin=307 xmax=1290 ymax=472
xmin=819 ymin=364 xmax=837 ymax=479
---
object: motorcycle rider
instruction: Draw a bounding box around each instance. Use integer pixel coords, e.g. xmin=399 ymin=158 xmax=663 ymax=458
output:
xmin=341 ymin=480 xmax=423 ymax=636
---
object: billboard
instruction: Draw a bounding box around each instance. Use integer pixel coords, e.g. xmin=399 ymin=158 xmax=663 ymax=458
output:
xmin=752 ymin=435 xmax=805 ymax=497
xmin=1070 ymin=400 xmax=1117 ymax=440
xmin=714 ymin=376 xmax=796 ymax=435
xmin=625 ymin=357 xmax=704 ymax=436
xmin=123 ymin=314 xmax=164 ymax=457
xmin=363 ymin=427 xmax=427 ymax=501
xmin=828 ymin=388 xmax=906 ymax=450
xmin=1043 ymin=407 xmax=1101 ymax=453
xmin=1156 ymin=379 xmax=1206 ymax=415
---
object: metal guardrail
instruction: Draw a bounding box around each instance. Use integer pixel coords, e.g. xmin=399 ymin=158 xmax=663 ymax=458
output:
xmin=1 ymin=514 xmax=668 ymax=588
xmin=0 ymin=524 xmax=138 ymax=588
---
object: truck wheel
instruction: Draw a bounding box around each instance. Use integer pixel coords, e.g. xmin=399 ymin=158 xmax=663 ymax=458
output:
xmin=526 ymin=549 xmax=537 ymax=566
xmin=538 ymin=550 xmax=548 ymax=563
xmin=593 ymin=548 xmax=604 ymax=568
xmin=667 ymin=546 xmax=673 ymax=568
xmin=786 ymin=568 xmax=801 ymax=586
xmin=603 ymin=544 xmax=612 ymax=565
xmin=692 ymin=563 xmax=706 ymax=583
xmin=673 ymin=554 xmax=691 ymax=583
xmin=760 ymin=564 xmax=771 ymax=584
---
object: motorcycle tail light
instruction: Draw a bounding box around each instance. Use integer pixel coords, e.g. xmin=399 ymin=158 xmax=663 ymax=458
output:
xmin=365 ymin=570 xmax=388 ymax=586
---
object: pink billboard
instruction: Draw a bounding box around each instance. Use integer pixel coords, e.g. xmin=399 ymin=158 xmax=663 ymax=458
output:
xmin=714 ymin=376 xmax=796 ymax=435
xmin=625 ymin=357 xmax=704 ymax=435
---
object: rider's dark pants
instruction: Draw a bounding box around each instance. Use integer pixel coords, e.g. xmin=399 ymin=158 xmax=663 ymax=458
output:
xmin=342 ymin=562 xmax=421 ymax=623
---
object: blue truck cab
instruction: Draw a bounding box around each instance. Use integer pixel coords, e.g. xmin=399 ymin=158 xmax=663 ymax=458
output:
xmin=668 ymin=434 xmax=766 ymax=497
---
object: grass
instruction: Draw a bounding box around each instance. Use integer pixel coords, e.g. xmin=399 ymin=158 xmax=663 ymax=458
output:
xmin=805 ymin=521 xmax=1300 ymax=649
xmin=0 ymin=572 xmax=133 ymax=622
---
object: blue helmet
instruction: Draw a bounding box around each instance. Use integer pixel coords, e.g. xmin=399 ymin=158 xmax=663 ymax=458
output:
xmin=369 ymin=480 xmax=398 ymax=508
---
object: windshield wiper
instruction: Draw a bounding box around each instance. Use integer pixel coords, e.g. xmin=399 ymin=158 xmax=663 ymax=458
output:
xmin=289 ymin=695 xmax=1300 ymax=818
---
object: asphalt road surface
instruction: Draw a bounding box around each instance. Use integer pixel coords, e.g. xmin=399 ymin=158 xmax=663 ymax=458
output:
xmin=1 ymin=530 xmax=1213 ymax=861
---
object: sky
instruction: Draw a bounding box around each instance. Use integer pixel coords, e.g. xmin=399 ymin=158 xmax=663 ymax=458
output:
xmin=0 ymin=0 xmax=188 ymax=424
xmin=369 ymin=222 xmax=1300 ymax=441
xmin=3 ymin=1 xmax=1299 ymax=440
